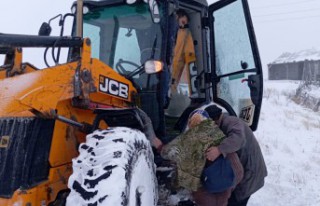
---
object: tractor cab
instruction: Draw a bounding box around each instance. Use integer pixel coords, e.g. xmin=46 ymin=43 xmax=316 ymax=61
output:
xmin=76 ymin=0 xmax=263 ymax=138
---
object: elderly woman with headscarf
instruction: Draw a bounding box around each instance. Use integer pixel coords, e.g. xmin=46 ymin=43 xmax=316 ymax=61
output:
xmin=160 ymin=109 xmax=244 ymax=206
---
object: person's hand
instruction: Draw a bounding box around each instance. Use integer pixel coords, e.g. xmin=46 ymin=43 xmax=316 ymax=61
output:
xmin=152 ymin=137 xmax=163 ymax=150
xmin=206 ymin=146 xmax=221 ymax=162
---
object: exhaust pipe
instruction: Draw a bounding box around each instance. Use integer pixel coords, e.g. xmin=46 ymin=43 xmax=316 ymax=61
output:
xmin=76 ymin=0 xmax=83 ymax=37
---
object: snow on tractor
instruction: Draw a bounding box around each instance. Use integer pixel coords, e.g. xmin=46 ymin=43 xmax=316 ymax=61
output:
xmin=0 ymin=0 xmax=263 ymax=205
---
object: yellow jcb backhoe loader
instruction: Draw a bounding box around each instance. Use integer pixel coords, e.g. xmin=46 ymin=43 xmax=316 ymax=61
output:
xmin=0 ymin=0 xmax=263 ymax=205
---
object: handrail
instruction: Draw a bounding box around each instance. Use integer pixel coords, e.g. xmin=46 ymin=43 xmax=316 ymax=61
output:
xmin=0 ymin=33 xmax=83 ymax=48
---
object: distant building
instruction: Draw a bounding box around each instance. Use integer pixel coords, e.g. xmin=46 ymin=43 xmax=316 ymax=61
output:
xmin=268 ymin=48 xmax=320 ymax=82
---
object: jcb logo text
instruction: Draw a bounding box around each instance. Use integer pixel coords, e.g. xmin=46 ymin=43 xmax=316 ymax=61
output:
xmin=99 ymin=75 xmax=129 ymax=99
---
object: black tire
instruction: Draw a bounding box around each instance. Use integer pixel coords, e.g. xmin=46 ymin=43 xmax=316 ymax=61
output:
xmin=66 ymin=127 xmax=158 ymax=206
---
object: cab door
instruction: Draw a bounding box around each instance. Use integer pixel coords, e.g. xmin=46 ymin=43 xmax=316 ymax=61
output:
xmin=209 ymin=0 xmax=263 ymax=131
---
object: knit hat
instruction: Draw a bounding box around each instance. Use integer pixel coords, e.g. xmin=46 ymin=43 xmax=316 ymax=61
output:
xmin=187 ymin=109 xmax=209 ymax=129
xmin=204 ymin=105 xmax=222 ymax=121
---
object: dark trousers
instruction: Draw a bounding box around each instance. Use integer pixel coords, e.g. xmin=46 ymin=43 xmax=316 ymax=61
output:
xmin=227 ymin=192 xmax=250 ymax=206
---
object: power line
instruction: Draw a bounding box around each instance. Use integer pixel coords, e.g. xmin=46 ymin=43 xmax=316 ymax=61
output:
xmin=254 ymin=14 xmax=320 ymax=24
xmin=251 ymin=0 xmax=318 ymax=10
xmin=253 ymin=7 xmax=320 ymax=18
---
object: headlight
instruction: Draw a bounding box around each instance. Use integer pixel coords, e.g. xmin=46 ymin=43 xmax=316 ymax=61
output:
xmin=144 ymin=60 xmax=163 ymax=74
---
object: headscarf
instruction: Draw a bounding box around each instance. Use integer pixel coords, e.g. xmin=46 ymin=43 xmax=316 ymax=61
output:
xmin=187 ymin=109 xmax=209 ymax=130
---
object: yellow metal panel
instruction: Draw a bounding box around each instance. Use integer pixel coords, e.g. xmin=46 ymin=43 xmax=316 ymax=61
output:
xmin=0 ymin=164 xmax=72 ymax=206
xmin=0 ymin=63 xmax=77 ymax=117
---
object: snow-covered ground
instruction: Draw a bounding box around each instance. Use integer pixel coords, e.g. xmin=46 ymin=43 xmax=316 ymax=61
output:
xmin=249 ymin=80 xmax=320 ymax=206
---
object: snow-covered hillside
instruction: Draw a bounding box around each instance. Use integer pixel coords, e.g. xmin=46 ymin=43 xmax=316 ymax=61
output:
xmin=249 ymin=80 xmax=320 ymax=206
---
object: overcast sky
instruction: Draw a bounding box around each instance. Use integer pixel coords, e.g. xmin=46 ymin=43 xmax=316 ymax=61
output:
xmin=247 ymin=0 xmax=320 ymax=69
xmin=0 ymin=0 xmax=320 ymax=72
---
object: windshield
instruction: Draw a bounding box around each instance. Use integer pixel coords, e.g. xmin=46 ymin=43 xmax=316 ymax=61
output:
xmin=83 ymin=3 xmax=163 ymax=89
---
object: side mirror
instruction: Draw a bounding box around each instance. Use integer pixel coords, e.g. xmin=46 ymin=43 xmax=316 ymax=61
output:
xmin=38 ymin=22 xmax=52 ymax=36
xmin=144 ymin=60 xmax=163 ymax=74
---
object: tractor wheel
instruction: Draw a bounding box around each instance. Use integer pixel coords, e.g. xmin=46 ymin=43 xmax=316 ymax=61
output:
xmin=66 ymin=127 xmax=158 ymax=206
